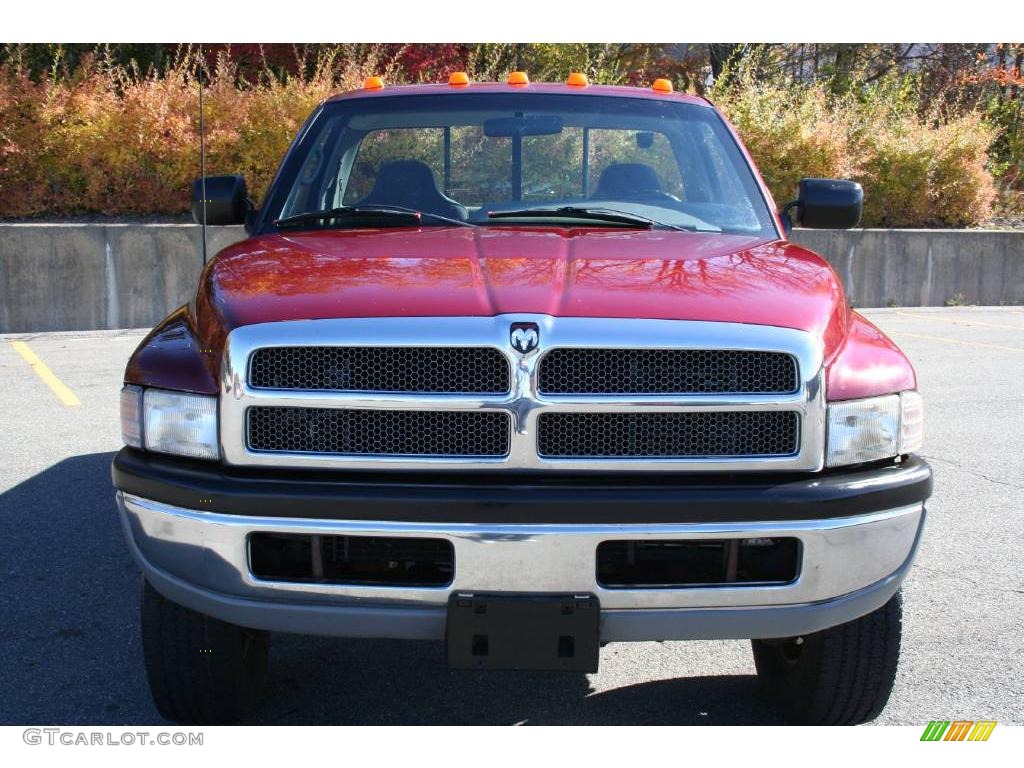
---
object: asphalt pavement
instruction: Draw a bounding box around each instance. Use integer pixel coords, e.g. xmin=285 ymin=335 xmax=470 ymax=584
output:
xmin=1 ymin=307 xmax=1022 ymax=725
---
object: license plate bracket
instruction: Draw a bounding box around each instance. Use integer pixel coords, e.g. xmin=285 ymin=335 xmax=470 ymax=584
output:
xmin=446 ymin=593 xmax=600 ymax=672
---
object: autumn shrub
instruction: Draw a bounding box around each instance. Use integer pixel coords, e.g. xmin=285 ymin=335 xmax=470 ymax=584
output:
xmin=0 ymin=68 xmax=52 ymax=214
xmin=0 ymin=47 xmax=379 ymax=217
xmin=716 ymin=82 xmax=858 ymax=211
xmin=714 ymin=74 xmax=999 ymax=226
xmin=0 ymin=47 xmax=1005 ymax=226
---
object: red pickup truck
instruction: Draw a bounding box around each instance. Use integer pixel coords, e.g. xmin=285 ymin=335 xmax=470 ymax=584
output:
xmin=113 ymin=74 xmax=931 ymax=725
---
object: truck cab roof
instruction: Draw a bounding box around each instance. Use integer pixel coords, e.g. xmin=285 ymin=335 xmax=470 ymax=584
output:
xmin=325 ymin=80 xmax=713 ymax=107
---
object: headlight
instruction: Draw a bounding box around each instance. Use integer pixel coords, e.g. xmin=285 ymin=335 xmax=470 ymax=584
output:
xmin=120 ymin=385 xmax=219 ymax=460
xmin=826 ymin=390 xmax=923 ymax=468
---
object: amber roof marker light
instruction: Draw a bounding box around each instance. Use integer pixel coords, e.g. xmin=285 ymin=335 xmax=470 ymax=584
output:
xmin=363 ymin=76 xmax=385 ymax=91
xmin=652 ymin=78 xmax=674 ymax=94
xmin=566 ymin=72 xmax=589 ymax=87
xmin=508 ymin=71 xmax=530 ymax=87
xmin=448 ymin=72 xmax=470 ymax=87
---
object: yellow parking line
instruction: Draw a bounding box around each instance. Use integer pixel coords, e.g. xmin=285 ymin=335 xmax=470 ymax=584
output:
xmin=887 ymin=331 xmax=1024 ymax=353
xmin=895 ymin=310 xmax=1024 ymax=331
xmin=9 ymin=341 xmax=82 ymax=406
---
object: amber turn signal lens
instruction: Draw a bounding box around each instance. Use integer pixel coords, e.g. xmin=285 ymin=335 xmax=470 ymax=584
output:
xmin=448 ymin=71 xmax=470 ymax=87
xmin=363 ymin=76 xmax=385 ymax=90
xmin=566 ymin=72 xmax=589 ymax=87
xmin=651 ymin=78 xmax=673 ymax=93
xmin=508 ymin=71 xmax=530 ymax=86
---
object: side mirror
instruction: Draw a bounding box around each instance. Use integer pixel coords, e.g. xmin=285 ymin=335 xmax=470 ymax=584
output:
xmin=782 ymin=178 xmax=863 ymax=232
xmin=191 ymin=175 xmax=249 ymax=226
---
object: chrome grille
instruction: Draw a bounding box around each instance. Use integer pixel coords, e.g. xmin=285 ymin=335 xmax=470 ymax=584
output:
xmin=538 ymin=349 xmax=797 ymax=394
xmin=247 ymin=407 xmax=510 ymax=457
xmin=222 ymin=316 xmax=825 ymax=472
xmin=537 ymin=411 xmax=800 ymax=458
xmin=249 ymin=346 xmax=510 ymax=393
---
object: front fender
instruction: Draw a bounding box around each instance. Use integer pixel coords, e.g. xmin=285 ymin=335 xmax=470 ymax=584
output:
xmin=825 ymin=312 xmax=917 ymax=401
xmin=124 ymin=305 xmax=219 ymax=394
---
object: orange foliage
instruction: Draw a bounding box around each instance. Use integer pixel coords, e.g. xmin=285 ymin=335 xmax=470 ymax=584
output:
xmin=717 ymin=80 xmax=999 ymax=227
xmin=0 ymin=51 xmax=361 ymax=217
xmin=0 ymin=48 xmax=1006 ymax=226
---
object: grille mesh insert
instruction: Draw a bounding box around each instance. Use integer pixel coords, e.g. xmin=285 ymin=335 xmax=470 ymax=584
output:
xmin=249 ymin=346 xmax=510 ymax=394
xmin=248 ymin=407 xmax=510 ymax=457
xmin=538 ymin=349 xmax=798 ymax=394
xmin=537 ymin=411 xmax=799 ymax=458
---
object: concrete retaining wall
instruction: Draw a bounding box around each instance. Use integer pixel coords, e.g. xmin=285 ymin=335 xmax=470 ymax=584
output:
xmin=1 ymin=223 xmax=1022 ymax=333
xmin=0 ymin=224 xmax=244 ymax=333
xmin=790 ymin=228 xmax=1024 ymax=309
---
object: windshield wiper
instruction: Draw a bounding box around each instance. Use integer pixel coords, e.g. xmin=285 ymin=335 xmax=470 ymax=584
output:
xmin=275 ymin=205 xmax=474 ymax=229
xmin=487 ymin=206 xmax=696 ymax=231
xmin=361 ymin=204 xmax=476 ymax=228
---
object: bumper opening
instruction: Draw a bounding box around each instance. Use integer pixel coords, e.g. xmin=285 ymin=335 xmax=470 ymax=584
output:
xmin=249 ymin=532 xmax=454 ymax=587
xmin=596 ymin=537 xmax=800 ymax=588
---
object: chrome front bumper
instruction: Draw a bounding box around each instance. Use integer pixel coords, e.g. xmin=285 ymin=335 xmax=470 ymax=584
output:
xmin=116 ymin=491 xmax=925 ymax=642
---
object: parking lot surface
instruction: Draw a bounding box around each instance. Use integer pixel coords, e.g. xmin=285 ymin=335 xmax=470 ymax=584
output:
xmin=1 ymin=307 xmax=1022 ymax=725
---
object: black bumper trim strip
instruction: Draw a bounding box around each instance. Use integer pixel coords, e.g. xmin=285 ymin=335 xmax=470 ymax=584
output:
xmin=112 ymin=448 xmax=931 ymax=525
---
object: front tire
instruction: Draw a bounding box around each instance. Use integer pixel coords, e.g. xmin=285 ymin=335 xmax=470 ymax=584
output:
xmin=141 ymin=578 xmax=270 ymax=724
xmin=751 ymin=592 xmax=902 ymax=725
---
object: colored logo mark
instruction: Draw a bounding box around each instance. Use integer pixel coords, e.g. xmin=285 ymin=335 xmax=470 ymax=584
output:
xmin=921 ymin=720 xmax=997 ymax=741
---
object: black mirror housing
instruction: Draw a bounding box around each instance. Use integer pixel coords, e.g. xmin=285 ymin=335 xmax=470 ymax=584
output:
xmin=790 ymin=178 xmax=863 ymax=229
xmin=192 ymin=175 xmax=248 ymax=226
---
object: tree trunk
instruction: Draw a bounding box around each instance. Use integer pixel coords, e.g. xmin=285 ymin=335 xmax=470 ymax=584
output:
xmin=708 ymin=44 xmax=745 ymax=79
xmin=830 ymin=44 xmax=858 ymax=94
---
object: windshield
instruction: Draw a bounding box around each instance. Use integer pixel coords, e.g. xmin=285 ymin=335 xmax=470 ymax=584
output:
xmin=262 ymin=93 xmax=777 ymax=237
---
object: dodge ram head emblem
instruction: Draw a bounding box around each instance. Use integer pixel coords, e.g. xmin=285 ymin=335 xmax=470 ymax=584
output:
xmin=510 ymin=322 xmax=540 ymax=354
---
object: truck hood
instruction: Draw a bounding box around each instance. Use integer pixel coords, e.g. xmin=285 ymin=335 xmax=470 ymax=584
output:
xmin=196 ymin=227 xmax=850 ymax=354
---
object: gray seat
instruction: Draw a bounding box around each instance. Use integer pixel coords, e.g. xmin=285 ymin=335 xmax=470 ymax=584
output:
xmin=358 ymin=160 xmax=468 ymax=221
xmin=593 ymin=163 xmax=663 ymax=199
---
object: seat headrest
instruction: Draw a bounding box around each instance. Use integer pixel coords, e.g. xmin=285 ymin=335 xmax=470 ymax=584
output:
xmin=371 ymin=160 xmax=439 ymax=194
xmin=358 ymin=159 xmax=468 ymax=222
xmin=594 ymin=163 xmax=662 ymax=198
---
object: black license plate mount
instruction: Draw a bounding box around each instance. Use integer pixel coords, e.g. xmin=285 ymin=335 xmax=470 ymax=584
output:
xmin=446 ymin=592 xmax=600 ymax=672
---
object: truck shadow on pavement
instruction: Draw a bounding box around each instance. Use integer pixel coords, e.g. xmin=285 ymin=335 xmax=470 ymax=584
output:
xmin=260 ymin=635 xmax=783 ymax=725
xmin=0 ymin=451 xmax=783 ymax=725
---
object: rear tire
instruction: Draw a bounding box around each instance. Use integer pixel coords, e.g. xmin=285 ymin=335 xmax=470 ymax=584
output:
xmin=141 ymin=578 xmax=269 ymax=724
xmin=751 ymin=591 xmax=902 ymax=725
